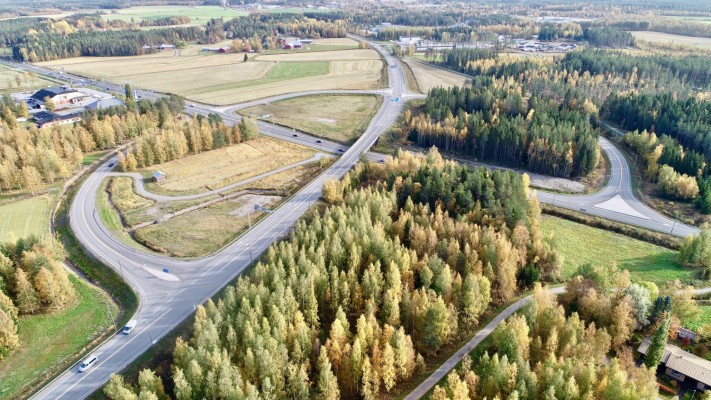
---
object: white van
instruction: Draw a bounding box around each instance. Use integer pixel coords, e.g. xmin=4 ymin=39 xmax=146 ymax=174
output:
xmin=78 ymin=355 xmax=98 ymax=373
xmin=122 ymin=319 xmax=137 ymax=335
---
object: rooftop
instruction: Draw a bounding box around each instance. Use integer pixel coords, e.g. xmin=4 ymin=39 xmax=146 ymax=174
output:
xmin=639 ymin=338 xmax=711 ymax=386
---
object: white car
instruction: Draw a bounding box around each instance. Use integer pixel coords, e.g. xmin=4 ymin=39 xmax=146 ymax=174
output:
xmin=78 ymin=355 xmax=98 ymax=373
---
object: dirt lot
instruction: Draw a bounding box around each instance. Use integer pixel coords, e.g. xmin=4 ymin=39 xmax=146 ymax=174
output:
xmin=402 ymin=58 xmax=468 ymax=93
xmin=141 ymin=137 xmax=316 ymax=193
xmin=239 ymin=94 xmax=382 ymax=143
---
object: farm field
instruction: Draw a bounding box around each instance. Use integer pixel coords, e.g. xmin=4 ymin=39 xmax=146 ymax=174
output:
xmin=98 ymin=6 xmax=246 ymax=25
xmin=0 ymin=65 xmax=56 ymax=93
xmin=402 ymin=58 xmax=468 ymax=92
xmin=38 ymin=46 xmax=383 ymax=105
xmin=239 ymin=94 xmax=382 ymax=143
xmin=0 ymin=277 xmax=117 ymax=400
xmin=0 ymin=192 xmax=56 ymax=243
xmin=629 ymin=31 xmax=711 ymax=49
xmin=540 ymin=215 xmax=695 ymax=285
xmin=141 ymin=137 xmax=316 ymax=194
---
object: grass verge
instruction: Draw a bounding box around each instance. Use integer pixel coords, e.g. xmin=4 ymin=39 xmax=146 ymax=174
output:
xmin=541 ymin=215 xmax=696 ymax=284
xmin=0 ymin=277 xmax=118 ymax=400
xmin=239 ymin=94 xmax=382 ymax=144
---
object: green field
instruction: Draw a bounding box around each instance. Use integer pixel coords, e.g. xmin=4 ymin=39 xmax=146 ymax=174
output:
xmin=183 ymin=61 xmax=329 ymax=96
xmin=540 ymin=215 xmax=695 ymax=284
xmin=240 ymin=94 xmax=382 ymax=143
xmin=100 ymin=6 xmax=246 ymax=25
xmin=687 ymin=305 xmax=711 ymax=333
xmin=0 ymin=193 xmax=55 ymax=243
xmin=0 ymin=277 xmax=118 ymax=400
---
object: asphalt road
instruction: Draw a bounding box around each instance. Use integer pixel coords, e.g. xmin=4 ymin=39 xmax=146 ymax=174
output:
xmin=29 ymin=38 xmax=408 ymax=400
xmin=11 ymin=35 xmax=700 ymax=400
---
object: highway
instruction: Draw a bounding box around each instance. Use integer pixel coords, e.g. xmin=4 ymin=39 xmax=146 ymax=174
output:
xmin=12 ymin=34 xmax=699 ymax=399
xmin=29 ymin=38 xmax=408 ymax=400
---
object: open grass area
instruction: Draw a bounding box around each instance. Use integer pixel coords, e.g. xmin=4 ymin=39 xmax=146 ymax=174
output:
xmin=240 ymin=94 xmax=381 ymax=143
xmin=0 ymin=276 xmax=118 ymax=400
xmin=687 ymin=305 xmax=711 ymax=333
xmin=0 ymin=192 xmax=55 ymax=243
xmin=99 ymin=5 xmax=246 ymax=25
xmin=0 ymin=65 xmax=56 ymax=93
xmin=106 ymin=159 xmax=326 ymax=257
xmin=81 ymin=150 xmax=109 ymax=166
xmin=182 ymin=61 xmax=329 ymax=96
xmin=133 ymin=193 xmax=280 ymax=257
xmin=540 ymin=215 xmax=695 ymax=284
xmin=39 ymin=47 xmax=383 ymax=105
xmin=630 ymin=31 xmax=711 ymax=49
xmin=402 ymin=58 xmax=469 ymax=92
xmin=141 ymin=137 xmax=316 ymax=194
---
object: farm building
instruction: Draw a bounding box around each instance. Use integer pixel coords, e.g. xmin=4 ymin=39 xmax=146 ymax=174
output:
xmin=638 ymin=338 xmax=711 ymax=391
xmin=152 ymin=171 xmax=167 ymax=182
xmin=283 ymin=40 xmax=303 ymax=50
xmin=33 ymin=111 xmax=82 ymax=128
xmin=30 ymin=87 xmax=87 ymax=107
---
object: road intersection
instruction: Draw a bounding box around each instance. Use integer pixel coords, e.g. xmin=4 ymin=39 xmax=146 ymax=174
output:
xmin=4 ymin=37 xmax=697 ymax=399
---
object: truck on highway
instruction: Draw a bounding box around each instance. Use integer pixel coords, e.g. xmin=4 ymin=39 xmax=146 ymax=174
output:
xmin=122 ymin=319 xmax=137 ymax=334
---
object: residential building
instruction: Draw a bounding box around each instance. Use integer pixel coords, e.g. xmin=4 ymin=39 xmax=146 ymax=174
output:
xmin=638 ymin=338 xmax=711 ymax=392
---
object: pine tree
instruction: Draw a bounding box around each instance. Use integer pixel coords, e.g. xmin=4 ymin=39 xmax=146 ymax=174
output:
xmin=14 ymin=268 xmax=40 ymax=314
xmin=0 ymin=307 xmax=19 ymax=360
xmin=317 ymin=346 xmax=340 ymax=400
xmin=644 ymin=313 xmax=671 ymax=369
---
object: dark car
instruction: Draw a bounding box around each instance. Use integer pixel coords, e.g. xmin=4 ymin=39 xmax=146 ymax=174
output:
xmin=338 ymin=148 xmax=345 ymax=152
xmin=292 ymin=134 xmax=298 ymax=137
xmin=108 ymin=163 xmax=114 ymax=168
xmin=316 ymin=140 xmax=322 ymax=143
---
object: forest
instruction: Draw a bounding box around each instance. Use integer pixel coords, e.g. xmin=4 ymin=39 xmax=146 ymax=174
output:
xmin=403 ymin=79 xmax=599 ymax=178
xmin=432 ymin=260 xmax=704 ymax=400
xmin=604 ymin=93 xmax=711 ymax=211
xmin=102 ymin=149 xmax=562 ymax=399
xmin=0 ymin=93 xmax=182 ymax=193
xmin=0 ymin=237 xmax=75 ymax=359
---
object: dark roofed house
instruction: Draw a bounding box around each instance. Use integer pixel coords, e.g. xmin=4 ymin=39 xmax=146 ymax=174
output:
xmin=638 ymin=338 xmax=711 ymax=392
xmin=152 ymin=171 xmax=167 ymax=182
xmin=34 ymin=110 xmax=82 ymax=128
xmin=30 ymin=87 xmax=87 ymax=107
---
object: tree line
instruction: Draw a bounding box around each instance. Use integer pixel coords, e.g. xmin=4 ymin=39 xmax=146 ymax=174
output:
xmin=403 ymin=79 xmax=599 ymax=178
xmin=118 ymin=116 xmax=259 ymax=171
xmin=0 ymin=237 xmax=75 ymax=360
xmin=103 ymin=148 xmax=562 ymax=399
xmin=211 ymin=14 xmax=347 ymax=46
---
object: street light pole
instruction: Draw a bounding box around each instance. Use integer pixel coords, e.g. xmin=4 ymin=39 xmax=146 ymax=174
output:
xmin=670 ymin=220 xmax=677 ymax=235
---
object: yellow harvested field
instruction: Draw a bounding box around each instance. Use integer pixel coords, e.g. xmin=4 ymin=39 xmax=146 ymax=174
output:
xmin=312 ymin=38 xmax=360 ymax=46
xmin=257 ymin=49 xmax=380 ymax=62
xmin=630 ymin=31 xmax=711 ymax=49
xmin=143 ymin=137 xmax=316 ymax=192
xmin=39 ymin=47 xmax=383 ymax=105
xmin=191 ymin=59 xmax=383 ymax=104
xmin=403 ymin=58 xmax=468 ymax=92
